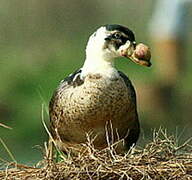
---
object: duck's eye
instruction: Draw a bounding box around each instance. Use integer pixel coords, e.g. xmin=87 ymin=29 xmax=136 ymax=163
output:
xmin=114 ymin=33 xmax=121 ymax=39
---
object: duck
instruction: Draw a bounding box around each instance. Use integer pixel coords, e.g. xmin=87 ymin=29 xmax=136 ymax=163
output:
xmin=49 ymin=24 xmax=151 ymax=154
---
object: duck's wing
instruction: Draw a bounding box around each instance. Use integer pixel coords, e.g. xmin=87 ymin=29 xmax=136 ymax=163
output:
xmin=118 ymin=70 xmax=140 ymax=149
xmin=49 ymin=69 xmax=83 ymax=140
xmin=118 ymin=70 xmax=137 ymax=104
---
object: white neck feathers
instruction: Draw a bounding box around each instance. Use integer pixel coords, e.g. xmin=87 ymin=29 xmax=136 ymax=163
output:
xmin=81 ymin=55 xmax=117 ymax=78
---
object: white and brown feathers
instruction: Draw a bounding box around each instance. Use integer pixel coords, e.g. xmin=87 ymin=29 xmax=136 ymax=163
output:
xmin=49 ymin=24 xmax=151 ymax=153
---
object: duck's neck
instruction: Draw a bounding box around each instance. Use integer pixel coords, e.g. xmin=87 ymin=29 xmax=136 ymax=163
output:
xmin=81 ymin=54 xmax=118 ymax=78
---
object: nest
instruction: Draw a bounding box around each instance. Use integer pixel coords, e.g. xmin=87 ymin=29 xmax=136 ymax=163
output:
xmin=0 ymin=129 xmax=192 ymax=180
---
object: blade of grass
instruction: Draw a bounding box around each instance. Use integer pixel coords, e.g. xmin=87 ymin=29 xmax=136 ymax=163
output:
xmin=0 ymin=157 xmax=9 ymax=163
xmin=0 ymin=123 xmax=12 ymax=130
xmin=0 ymin=138 xmax=16 ymax=162
xmin=36 ymin=87 xmax=49 ymax=115
xmin=41 ymin=103 xmax=66 ymax=160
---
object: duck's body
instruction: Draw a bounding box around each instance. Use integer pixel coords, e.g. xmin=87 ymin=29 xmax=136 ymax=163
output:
xmin=50 ymin=69 xmax=139 ymax=152
xmin=49 ymin=24 xmax=151 ymax=153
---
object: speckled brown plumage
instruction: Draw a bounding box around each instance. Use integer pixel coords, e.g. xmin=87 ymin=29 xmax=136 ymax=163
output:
xmin=49 ymin=71 xmax=140 ymax=153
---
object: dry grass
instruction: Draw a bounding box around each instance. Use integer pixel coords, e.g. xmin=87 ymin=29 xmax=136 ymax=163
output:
xmin=0 ymin=128 xmax=192 ymax=180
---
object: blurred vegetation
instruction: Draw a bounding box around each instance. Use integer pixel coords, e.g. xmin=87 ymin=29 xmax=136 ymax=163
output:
xmin=0 ymin=0 xmax=191 ymax=164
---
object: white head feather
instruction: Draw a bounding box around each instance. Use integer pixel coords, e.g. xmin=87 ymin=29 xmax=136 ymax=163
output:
xmin=81 ymin=27 xmax=120 ymax=78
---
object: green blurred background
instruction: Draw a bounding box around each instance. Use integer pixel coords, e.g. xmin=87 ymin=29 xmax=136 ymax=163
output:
xmin=0 ymin=0 xmax=192 ymax=164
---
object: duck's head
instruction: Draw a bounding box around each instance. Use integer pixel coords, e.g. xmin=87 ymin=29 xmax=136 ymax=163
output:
xmin=85 ymin=24 xmax=151 ymax=67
